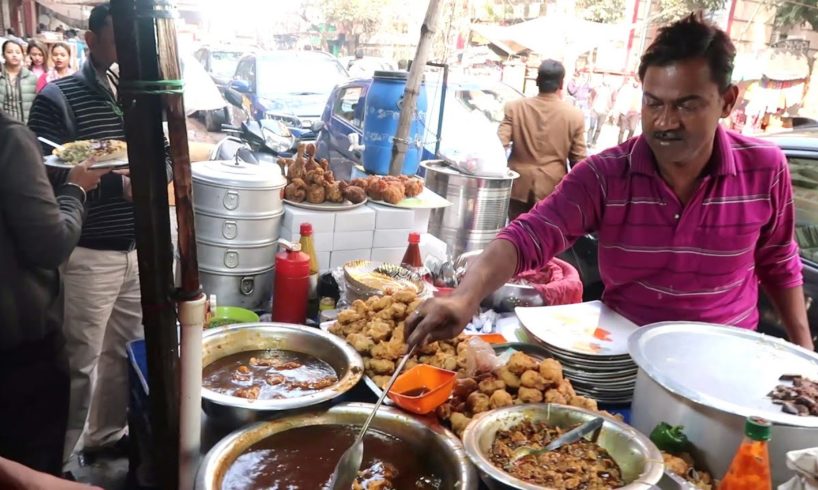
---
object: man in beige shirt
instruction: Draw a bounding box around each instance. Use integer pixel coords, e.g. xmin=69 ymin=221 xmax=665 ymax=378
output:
xmin=499 ymin=59 xmax=586 ymax=219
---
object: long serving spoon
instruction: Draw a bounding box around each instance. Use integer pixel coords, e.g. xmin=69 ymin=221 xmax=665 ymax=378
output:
xmin=328 ymin=345 xmax=418 ymax=490
xmin=506 ymin=417 xmax=605 ymax=469
xmin=38 ymin=136 xmax=65 ymax=151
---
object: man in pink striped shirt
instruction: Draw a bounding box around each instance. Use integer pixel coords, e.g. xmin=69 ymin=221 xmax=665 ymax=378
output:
xmin=407 ymin=14 xmax=814 ymax=350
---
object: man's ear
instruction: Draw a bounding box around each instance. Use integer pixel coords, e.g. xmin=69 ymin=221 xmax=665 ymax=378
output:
xmin=721 ymin=84 xmax=739 ymax=118
xmin=85 ymin=30 xmax=94 ymax=51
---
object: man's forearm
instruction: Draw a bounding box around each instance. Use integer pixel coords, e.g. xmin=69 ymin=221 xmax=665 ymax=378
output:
xmin=764 ymin=285 xmax=814 ymax=350
xmin=452 ymin=239 xmax=518 ymax=310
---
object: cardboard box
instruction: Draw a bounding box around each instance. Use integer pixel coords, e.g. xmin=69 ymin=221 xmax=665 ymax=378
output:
xmin=333 ymin=206 xmax=376 ymax=232
xmin=282 ymin=205 xmax=335 ymax=234
xmin=367 ymin=203 xmax=415 ymax=230
xmin=370 ymin=247 xmax=405 ymax=264
xmin=413 ymin=208 xmax=432 ymax=233
xmin=330 ymin=249 xmax=371 ymax=270
xmin=280 ymin=227 xmax=333 ymax=253
xmin=373 ymin=228 xmax=416 ymax=248
xmin=332 ymin=231 xmax=374 ymax=251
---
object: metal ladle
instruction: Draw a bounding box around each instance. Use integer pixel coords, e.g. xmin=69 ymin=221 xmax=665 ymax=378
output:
xmin=328 ymin=345 xmax=418 ymax=489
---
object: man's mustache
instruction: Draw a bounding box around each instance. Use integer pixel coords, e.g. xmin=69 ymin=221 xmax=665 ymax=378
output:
xmin=653 ymin=130 xmax=684 ymax=141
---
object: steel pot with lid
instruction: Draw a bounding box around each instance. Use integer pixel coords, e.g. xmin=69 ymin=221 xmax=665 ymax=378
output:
xmin=199 ymin=268 xmax=273 ymax=312
xmin=192 ymin=159 xmax=286 ymax=217
xmin=629 ymin=322 xmax=818 ymax=485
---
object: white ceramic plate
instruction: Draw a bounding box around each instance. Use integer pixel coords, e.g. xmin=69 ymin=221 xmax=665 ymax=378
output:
xmin=283 ymin=198 xmax=367 ymax=211
xmin=516 ymin=301 xmax=639 ymax=357
xmin=44 ymin=155 xmax=129 ymax=170
xmin=368 ymin=188 xmax=450 ymax=209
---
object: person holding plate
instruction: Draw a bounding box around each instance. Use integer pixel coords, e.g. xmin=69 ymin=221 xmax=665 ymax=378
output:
xmin=406 ymin=14 xmax=813 ymax=352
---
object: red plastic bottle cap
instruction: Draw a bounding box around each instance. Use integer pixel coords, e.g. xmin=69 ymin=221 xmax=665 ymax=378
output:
xmin=300 ymin=222 xmax=313 ymax=236
xmin=408 ymin=232 xmax=420 ymax=244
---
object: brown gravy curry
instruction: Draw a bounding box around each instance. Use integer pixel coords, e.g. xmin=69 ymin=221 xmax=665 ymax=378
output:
xmin=202 ymin=350 xmax=338 ymax=400
xmin=221 ymin=424 xmax=444 ymax=490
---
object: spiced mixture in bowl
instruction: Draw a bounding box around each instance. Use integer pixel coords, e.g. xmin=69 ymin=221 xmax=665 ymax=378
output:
xmin=202 ymin=349 xmax=338 ymax=401
xmin=490 ymin=420 xmax=623 ymax=490
xmin=220 ymin=424 xmax=444 ymax=490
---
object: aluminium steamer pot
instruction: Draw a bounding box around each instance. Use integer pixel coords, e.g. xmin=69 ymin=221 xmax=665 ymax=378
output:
xmin=193 ymin=208 xmax=283 ymax=246
xmin=196 ymin=238 xmax=277 ymax=273
xmin=199 ymin=267 xmax=273 ymax=312
xmin=192 ymin=159 xmax=285 ymax=218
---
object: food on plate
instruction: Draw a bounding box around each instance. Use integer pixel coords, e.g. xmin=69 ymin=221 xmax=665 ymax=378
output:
xmin=202 ymin=349 xmax=338 ymax=401
xmin=768 ymin=374 xmax=818 ymax=416
xmin=280 ymin=142 xmax=370 ymax=206
xmin=221 ymin=424 xmax=443 ymax=490
xmin=53 ymin=139 xmax=127 ymax=165
xmin=662 ymin=452 xmax=714 ymax=490
xmin=491 ymin=420 xmax=623 ymax=489
xmin=349 ymin=174 xmax=425 ymax=205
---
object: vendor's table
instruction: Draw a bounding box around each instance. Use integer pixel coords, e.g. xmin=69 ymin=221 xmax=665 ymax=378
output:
xmin=127 ymin=338 xmax=631 ymax=489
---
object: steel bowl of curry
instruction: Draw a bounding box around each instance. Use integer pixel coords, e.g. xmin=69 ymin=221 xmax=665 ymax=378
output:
xmin=462 ymin=403 xmax=664 ymax=490
xmin=201 ymin=323 xmax=364 ymax=427
xmin=195 ymin=402 xmax=479 ymax=490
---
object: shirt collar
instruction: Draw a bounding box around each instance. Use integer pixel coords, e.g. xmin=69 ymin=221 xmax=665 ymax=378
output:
xmin=628 ymin=125 xmax=737 ymax=177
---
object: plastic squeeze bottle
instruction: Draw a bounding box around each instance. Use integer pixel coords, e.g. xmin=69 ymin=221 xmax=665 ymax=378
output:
xmin=718 ymin=416 xmax=772 ymax=490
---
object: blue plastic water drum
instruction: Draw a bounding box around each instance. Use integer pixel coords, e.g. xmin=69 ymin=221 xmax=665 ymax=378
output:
xmin=363 ymin=71 xmax=428 ymax=175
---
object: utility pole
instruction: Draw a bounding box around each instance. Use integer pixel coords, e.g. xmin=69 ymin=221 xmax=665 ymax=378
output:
xmin=388 ymin=0 xmax=442 ymax=176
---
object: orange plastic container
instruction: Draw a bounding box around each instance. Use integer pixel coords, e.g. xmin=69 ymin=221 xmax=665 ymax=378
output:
xmin=388 ymin=364 xmax=456 ymax=414
xmin=476 ymin=333 xmax=507 ymax=344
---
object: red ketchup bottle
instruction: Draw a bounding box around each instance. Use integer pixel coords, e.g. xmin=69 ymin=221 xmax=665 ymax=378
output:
xmin=272 ymin=240 xmax=310 ymax=324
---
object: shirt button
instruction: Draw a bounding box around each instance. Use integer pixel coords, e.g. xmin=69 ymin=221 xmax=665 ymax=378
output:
xmin=674 ymin=213 xmax=680 ymax=220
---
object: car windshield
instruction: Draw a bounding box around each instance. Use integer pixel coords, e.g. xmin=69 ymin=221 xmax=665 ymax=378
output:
xmin=211 ymin=51 xmax=242 ymax=79
xmin=257 ymin=55 xmax=348 ymax=96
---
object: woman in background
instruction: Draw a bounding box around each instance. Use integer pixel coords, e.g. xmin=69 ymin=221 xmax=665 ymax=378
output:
xmin=27 ymin=42 xmax=47 ymax=79
xmin=0 ymin=39 xmax=38 ymax=122
xmin=36 ymin=42 xmax=74 ymax=93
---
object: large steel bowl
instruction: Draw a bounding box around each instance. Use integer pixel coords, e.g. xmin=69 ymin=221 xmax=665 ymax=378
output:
xmin=195 ymin=402 xmax=479 ymax=489
xmin=201 ymin=323 xmax=364 ymax=428
xmin=462 ymin=404 xmax=664 ymax=490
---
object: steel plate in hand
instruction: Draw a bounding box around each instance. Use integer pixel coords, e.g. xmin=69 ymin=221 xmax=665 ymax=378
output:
xmin=629 ymin=321 xmax=818 ymax=427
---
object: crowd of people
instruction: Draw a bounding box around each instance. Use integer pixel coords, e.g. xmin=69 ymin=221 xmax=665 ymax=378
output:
xmin=1 ymin=3 xmax=160 ymax=488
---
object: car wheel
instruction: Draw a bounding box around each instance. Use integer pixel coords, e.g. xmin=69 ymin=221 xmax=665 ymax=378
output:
xmin=204 ymin=110 xmax=222 ymax=132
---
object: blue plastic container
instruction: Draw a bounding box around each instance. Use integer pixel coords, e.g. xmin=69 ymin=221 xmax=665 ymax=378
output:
xmin=363 ymin=71 xmax=427 ymax=175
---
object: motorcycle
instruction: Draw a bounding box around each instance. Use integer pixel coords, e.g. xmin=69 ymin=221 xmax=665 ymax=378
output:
xmin=210 ymin=88 xmax=296 ymax=165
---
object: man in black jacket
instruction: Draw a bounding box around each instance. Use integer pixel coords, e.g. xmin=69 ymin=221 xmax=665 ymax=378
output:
xmin=0 ymin=110 xmax=107 ymax=476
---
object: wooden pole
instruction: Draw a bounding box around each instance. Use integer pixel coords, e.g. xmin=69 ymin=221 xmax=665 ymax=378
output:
xmin=110 ymin=1 xmax=180 ymax=488
xmin=388 ymin=0 xmax=442 ymax=176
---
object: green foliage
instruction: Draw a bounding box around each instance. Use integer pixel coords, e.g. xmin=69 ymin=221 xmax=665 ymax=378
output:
xmin=317 ymin=0 xmax=391 ymax=34
xmin=654 ymin=0 xmax=728 ymax=23
xmin=577 ymin=0 xmax=627 ymax=23
xmin=774 ymin=0 xmax=818 ymax=30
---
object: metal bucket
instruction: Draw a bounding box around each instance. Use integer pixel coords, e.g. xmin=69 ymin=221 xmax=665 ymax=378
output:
xmin=421 ymin=160 xmax=518 ymax=257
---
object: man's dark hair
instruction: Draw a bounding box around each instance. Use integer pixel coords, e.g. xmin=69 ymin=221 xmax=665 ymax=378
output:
xmin=536 ymin=59 xmax=565 ymax=93
xmin=638 ymin=13 xmax=736 ymax=92
xmin=89 ymin=3 xmax=111 ymax=34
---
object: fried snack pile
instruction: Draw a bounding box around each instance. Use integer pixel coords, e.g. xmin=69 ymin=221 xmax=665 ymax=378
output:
xmin=491 ymin=420 xmax=623 ymax=490
xmin=330 ymin=293 xmax=606 ymax=438
xmin=280 ymin=143 xmax=367 ymax=204
xmin=329 ymin=290 xmax=427 ymax=387
xmin=349 ymin=175 xmax=424 ymax=205
xmin=662 ymin=452 xmax=714 ymax=490
xmin=436 ymin=351 xmax=599 ymax=437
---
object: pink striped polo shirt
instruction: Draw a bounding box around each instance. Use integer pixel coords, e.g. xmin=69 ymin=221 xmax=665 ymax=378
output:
xmin=498 ymin=126 xmax=803 ymax=329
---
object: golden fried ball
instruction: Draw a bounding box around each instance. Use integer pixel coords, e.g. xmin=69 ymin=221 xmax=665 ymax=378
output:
xmin=495 ymin=366 xmax=521 ymax=390
xmin=507 ymin=351 xmax=539 ymax=375
xmin=539 ymin=358 xmax=563 ymax=384
xmin=466 ymin=392 xmax=491 ymax=414
xmin=517 ymin=386 xmax=544 ymax=403
xmin=520 ymin=370 xmax=547 ymax=391
xmin=490 ymin=389 xmax=514 ymax=409
xmin=478 ymin=376 xmax=506 ymax=395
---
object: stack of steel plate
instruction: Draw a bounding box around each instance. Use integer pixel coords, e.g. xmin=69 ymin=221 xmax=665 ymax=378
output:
xmin=515 ymin=301 xmax=639 ymax=404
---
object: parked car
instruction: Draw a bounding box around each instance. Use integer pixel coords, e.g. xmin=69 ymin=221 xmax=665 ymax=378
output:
xmin=559 ymin=128 xmax=818 ymax=347
xmin=224 ymin=50 xmax=349 ymax=143
xmin=340 ymin=56 xmax=398 ymax=78
xmin=193 ymin=45 xmax=247 ymax=131
xmin=316 ymin=73 xmax=522 ymax=180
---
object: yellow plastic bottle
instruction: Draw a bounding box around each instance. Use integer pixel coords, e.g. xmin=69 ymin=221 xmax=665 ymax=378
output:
xmin=298 ymin=223 xmax=319 ymax=321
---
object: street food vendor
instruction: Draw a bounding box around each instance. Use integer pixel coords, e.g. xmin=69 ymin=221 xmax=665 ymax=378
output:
xmin=407 ymin=14 xmax=814 ymax=351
